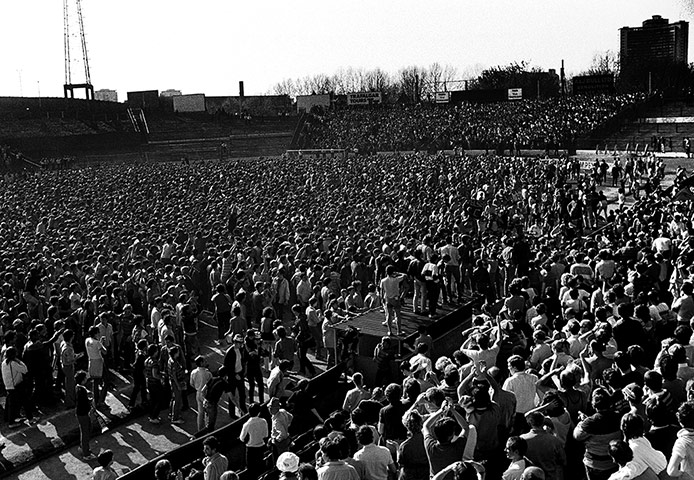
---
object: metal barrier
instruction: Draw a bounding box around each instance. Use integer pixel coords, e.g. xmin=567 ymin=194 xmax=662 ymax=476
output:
xmin=118 ymin=362 xmax=347 ymax=480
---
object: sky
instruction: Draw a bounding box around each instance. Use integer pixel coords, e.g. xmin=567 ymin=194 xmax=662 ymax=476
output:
xmin=0 ymin=0 xmax=693 ymax=100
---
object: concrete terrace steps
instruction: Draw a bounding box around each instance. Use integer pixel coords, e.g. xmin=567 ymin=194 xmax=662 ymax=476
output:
xmin=586 ymin=99 xmax=694 ymax=154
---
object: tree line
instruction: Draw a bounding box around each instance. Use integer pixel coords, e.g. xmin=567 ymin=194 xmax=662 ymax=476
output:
xmin=269 ymin=63 xmax=460 ymax=104
xmin=270 ymin=51 xmax=694 ymax=103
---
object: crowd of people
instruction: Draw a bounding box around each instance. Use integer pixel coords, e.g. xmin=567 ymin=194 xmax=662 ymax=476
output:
xmin=0 ymin=115 xmax=693 ymax=479
xmin=38 ymin=155 xmax=77 ymax=170
xmin=0 ymin=144 xmax=32 ymax=174
xmin=305 ymin=94 xmax=647 ymax=153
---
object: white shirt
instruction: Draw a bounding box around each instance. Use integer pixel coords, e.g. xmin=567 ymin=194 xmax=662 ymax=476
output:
xmin=85 ymin=337 xmax=104 ymax=361
xmin=1 ymin=359 xmax=27 ymax=390
xmin=503 ymin=371 xmax=539 ymax=414
xmin=652 ymin=237 xmax=671 ymax=253
xmin=409 ymin=353 xmax=433 ymax=373
xmin=354 ymin=443 xmax=392 ymax=480
xmin=232 ymin=346 xmax=243 ymax=374
xmin=628 ymin=436 xmax=666 ymax=475
xmin=150 ymin=307 xmax=162 ymax=331
xmin=380 ymin=275 xmax=403 ymax=300
xmin=190 ymin=366 xmax=213 ymax=392
xmin=239 ymin=416 xmax=269 ymax=448
xmin=268 ymin=367 xmax=284 ymax=398
xmin=161 ymin=243 xmax=173 ymax=259
xmin=69 ymin=292 xmax=82 ymax=311
xmin=440 ymin=244 xmax=460 ymax=266
xmin=460 ymin=344 xmax=500 ymax=371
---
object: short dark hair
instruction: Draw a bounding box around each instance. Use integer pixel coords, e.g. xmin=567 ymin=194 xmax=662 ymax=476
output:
xmin=155 ymin=459 xmax=172 ymax=480
xmin=609 ymin=439 xmax=633 ymax=466
xmin=4 ymin=346 xmax=17 ymax=361
xmin=97 ymin=449 xmax=114 ymax=466
xmin=248 ymin=402 xmax=262 ymax=416
xmin=621 ymin=412 xmax=644 ymax=440
xmin=644 ymin=370 xmax=663 ymax=392
xmin=75 ymin=370 xmax=88 ymax=384
xmin=385 ymin=383 xmax=402 ymax=404
xmin=203 ymin=436 xmax=219 ymax=451
xmin=508 ymin=355 xmax=525 ymax=372
xmin=507 ymin=436 xmax=527 ymax=456
xmin=677 ymin=401 xmax=694 ymax=429
xmin=356 ymin=425 xmax=374 ymax=445
xmin=658 ymin=354 xmax=678 ymax=381
xmin=432 ymin=417 xmax=457 ymax=444
xmin=320 ymin=438 xmax=342 ymax=461
xmin=526 ymin=411 xmax=545 ymax=429
xmin=297 ymin=463 xmax=317 ymax=480
xmin=333 ymin=433 xmax=350 ymax=460
xmin=644 ymin=395 xmax=670 ymax=427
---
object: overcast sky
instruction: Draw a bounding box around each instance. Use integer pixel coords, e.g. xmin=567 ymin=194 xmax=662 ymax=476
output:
xmin=0 ymin=0 xmax=692 ymax=100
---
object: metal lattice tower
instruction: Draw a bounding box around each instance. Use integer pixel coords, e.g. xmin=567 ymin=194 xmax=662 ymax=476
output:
xmin=63 ymin=0 xmax=94 ymax=99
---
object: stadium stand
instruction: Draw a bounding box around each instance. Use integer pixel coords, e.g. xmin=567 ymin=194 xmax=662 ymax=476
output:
xmin=0 ymin=135 xmax=691 ymax=480
xmin=304 ymin=94 xmax=648 ymax=153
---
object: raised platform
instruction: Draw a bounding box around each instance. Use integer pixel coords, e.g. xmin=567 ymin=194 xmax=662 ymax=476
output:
xmin=334 ymin=294 xmax=481 ymax=385
xmin=117 ymin=297 xmax=481 ymax=480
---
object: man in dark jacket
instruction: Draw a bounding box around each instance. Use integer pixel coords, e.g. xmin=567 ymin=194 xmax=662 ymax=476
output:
xmin=223 ymin=334 xmax=248 ymax=417
xmin=202 ymin=366 xmax=231 ymax=435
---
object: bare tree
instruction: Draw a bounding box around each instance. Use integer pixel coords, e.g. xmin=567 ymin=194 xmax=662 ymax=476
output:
xmin=307 ymin=73 xmax=332 ymax=94
xmin=428 ymin=62 xmax=444 ymax=93
xmin=426 ymin=62 xmax=458 ymax=97
xmin=441 ymin=64 xmax=459 ymax=88
xmin=271 ymin=78 xmax=296 ymax=96
xmin=586 ymin=50 xmax=620 ymax=75
xmin=332 ymin=67 xmax=364 ymax=94
xmin=398 ymin=65 xmax=428 ymax=103
xmin=294 ymin=76 xmax=313 ymax=96
xmin=363 ymin=68 xmax=391 ymax=92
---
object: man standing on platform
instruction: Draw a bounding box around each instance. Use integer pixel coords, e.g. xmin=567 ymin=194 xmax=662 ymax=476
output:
xmin=380 ymin=265 xmax=406 ymax=336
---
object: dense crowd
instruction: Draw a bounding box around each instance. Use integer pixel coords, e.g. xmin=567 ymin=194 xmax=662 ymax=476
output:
xmin=306 ymin=94 xmax=647 ymax=153
xmin=0 ymin=144 xmax=31 ymax=173
xmin=0 ymin=144 xmax=692 ymax=480
xmin=38 ymin=155 xmax=77 ymax=170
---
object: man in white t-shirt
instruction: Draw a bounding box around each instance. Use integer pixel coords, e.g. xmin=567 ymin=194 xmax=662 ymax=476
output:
xmin=190 ymin=355 xmax=213 ymax=432
xmin=239 ymin=402 xmax=269 ymax=478
xmin=652 ymin=229 xmax=672 ymax=256
xmin=440 ymin=237 xmax=461 ymax=300
xmin=503 ymin=355 xmax=539 ymax=434
xmin=379 ymin=265 xmax=405 ymax=336
xmin=353 ymin=425 xmax=395 ymax=480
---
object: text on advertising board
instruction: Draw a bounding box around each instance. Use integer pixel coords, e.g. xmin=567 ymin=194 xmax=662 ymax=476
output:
xmin=435 ymin=92 xmax=451 ymax=104
xmin=347 ymin=92 xmax=382 ymax=105
xmin=507 ymin=88 xmax=523 ymax=101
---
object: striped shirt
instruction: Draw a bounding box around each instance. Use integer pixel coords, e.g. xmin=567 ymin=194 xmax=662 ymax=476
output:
xmin=574 ymin=411 xmax=621 ymax=471
xmin=221 ymin=257 xmax=234 ymax=282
